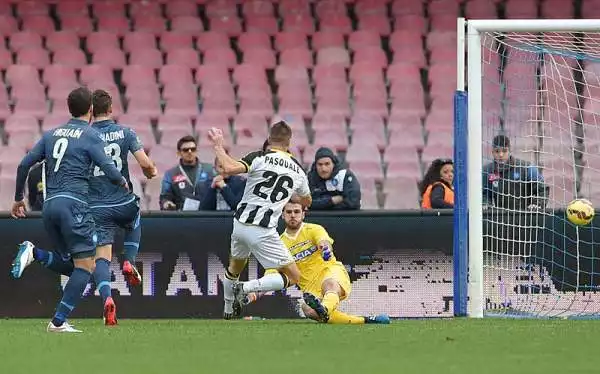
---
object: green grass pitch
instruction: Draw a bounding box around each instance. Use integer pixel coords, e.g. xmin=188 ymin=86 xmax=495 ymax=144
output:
xmin=2 ymin=319 xmax=599 ymax=374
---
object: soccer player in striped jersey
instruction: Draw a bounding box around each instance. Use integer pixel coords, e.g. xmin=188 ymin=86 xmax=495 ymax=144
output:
xmin=242 ymin=202 xmax=390 ymax=324
xmin=206 ymin=121 xmax=312 ymax=319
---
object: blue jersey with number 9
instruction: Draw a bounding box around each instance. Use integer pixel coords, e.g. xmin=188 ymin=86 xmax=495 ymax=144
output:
xmin=88 ymin=119 xmax=144 ymax=206
xmin=14 ymin=118 xmax=124 ymax=203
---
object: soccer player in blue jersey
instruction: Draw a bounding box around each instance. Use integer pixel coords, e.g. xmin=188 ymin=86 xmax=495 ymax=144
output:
xmin=88 ymin=89 xmax=157 ymax=325
xmin=10 ymin=87 xmax=128 ymax=333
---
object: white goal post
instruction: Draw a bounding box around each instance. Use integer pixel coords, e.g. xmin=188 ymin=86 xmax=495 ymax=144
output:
xmin=456 ymin=18 xmax=600 ymax=319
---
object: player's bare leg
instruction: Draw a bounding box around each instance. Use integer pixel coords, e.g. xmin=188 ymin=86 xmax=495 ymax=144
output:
xmin=236 ymin=262 xmax=300 ymax=300
xmin=223 ymin=258 xmax=247 ymax=320
xmin=94 ymin=244 xmax=117 ymax=326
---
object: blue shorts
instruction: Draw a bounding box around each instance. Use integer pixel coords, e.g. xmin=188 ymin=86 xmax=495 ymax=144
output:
xmin=42 ymin=196 xmax=97 ymax=259
xmin=90 ymin=197 xmax=140 ymax=247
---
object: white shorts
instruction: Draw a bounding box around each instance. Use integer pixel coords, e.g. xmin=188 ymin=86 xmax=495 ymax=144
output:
xmin=230 ymin=219 xmax=295 ymax=269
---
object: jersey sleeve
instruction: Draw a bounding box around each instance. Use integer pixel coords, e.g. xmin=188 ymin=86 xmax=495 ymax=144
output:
xmin=295 ymin=173 xmax=311 ymax=197
xmin=127 ymin=128 xmax=144 ymax=153
xmin=310 ymin=224 xmax=334 ymax=245
xmin=239 ymin=151 xmax=263 ymax=173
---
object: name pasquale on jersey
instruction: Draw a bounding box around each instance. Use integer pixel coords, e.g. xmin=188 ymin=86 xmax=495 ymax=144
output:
xmin=265 ymin=155 xmax=302 ymax=174
xmin=53 ymin=128 xmax=83 ymax=139
xmin=99 ymin=130 xmax=125 ymax=142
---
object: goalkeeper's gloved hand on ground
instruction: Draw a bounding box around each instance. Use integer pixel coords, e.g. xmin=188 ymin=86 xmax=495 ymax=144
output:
xmin=321 ymin=244 xmax=332 ymax=261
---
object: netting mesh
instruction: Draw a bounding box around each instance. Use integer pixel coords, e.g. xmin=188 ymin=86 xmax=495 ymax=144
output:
xmin=480 ymin=31 xmax=600 ymax=318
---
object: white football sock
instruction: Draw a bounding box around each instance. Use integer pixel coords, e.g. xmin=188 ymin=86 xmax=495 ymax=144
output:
xmin=223 ymin=272 xmax=238 ymax=314
xmin=242 ymin=273 xmax=286 ymax=293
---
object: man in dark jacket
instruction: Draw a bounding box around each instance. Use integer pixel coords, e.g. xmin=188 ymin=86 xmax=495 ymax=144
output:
xmin=159 ymin=135 xmax=214 ymax=211
xmin=309 ymin=147 xmax=361 ymax=210
xmin=197 ymin=158 xmax=246 ymax=211
xmin=483 ymin=134 xmax=548 ymax=211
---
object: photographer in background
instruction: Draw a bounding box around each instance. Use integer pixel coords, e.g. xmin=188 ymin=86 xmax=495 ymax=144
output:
xmin=483 ymin=134 xmax=548 ymax=211
xmin=27 ymin=162 xmax=44 ymax=211
xmin=159 ymin=135 xmax=214 ymax=211
xmin=308 ymin=147 xmax=361 ymax=210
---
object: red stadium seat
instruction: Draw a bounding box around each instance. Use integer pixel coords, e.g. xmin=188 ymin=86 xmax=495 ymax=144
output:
xmin=201 ymin=98 xmax=236 ymax=117
xmin=133 ymin=16 xmax=166 ymax=34
xmin=130 ymin=1 xmax=162 ymax=18
xmin=315 ymin=0 xmax=347 ymax=18
xmin=14 ymin=98 xmax=48 ymax=119
xmin=233 ymin=114 xmax=269 ymax=136
xmin=122 ymin=65 xmax=157 ymax=88
xmin=17 ymin=48 xmax=50 ymax=69
xmin=0 ymin=15 xmax=18 ymax=36
xmin=347 ymin=160 xmax=384 ymax=181
xmin=428 ymin=0 xmax=460 ymax=16
xmin=233 ymin=63 xmax=268 ymax=85
xmin=243 ymin=48 xmax=276 ymax=69
xmin=349 ymin=62 xmax=384 ymax=84
xmin=313 ymin=31 xmax=345 ymax=50
xmin=93 ymin=1 xmax=125 ymax=16
xmin=42 ymin=113 xmax=71 ymax=132
xmin=44 ymin=65 xmax=77 ymax=87
xmin=348 ymin=30 xmax=381 ymax=51
xmin=129 ymin=49 xmax=164 ymax=69
xmin=166 ymin=48 xmax=200 ymax=68
xmin=80 ymin=64 xmax=113 ymax=85
xmin=10 ymin=31 xmax=43 ymax=52
xmin=6 ymin=65 xmax=40 ymax=86
xmin=394 ymin=15 xmax=427 ymax=34
xmin=5 ymin=115 xmax=39 ymax=133
xmin=358 ymin=14 xmax=392 ymax=35
xmin=7 ymin=129 xmax=40 ymax=150
xmin=239 ymin=31 xmax=271 ymax=52
xmin=246 ymin=16 xmax=279 ymax=35
xmin=351 ymin=126 xmax=387 ymax=149
xmin=57 ymin=1 xmax=89 ymax=16
xmin=196 ymin=113 xmax=231 ymax=132
xmin=243 ymin=0 xmax=274 ymax=17
xmin=96 ymin=16 xmax=130 ymax=36
xmin=279 ymin=0 xmax=311 ymax=16
xmin=115 ymin=114 xmax=152 ymax=131
xmin=278 ymin=97 xmax=313 ymax=118
xmin=206 ymin=0 xmax=237 ymax=17
xmin=123 ymin=32 xmax=157 ymax=53
xmin=86 ymin=31 xmax=119 ymax=53
xmin=312 ymin=128 xmax=349 ymax=151
xmin=21 ymin=15 xmax=55 ymax=35
xmin=160 ymin=32 xmax=194 ymax=51
xmin=385 ymin=159 xmax=422 ymax=179
xmin=127 ymin=97 xmax=162 ymax=118
xmin=316 ymin=47 xmax=350 ymax=68
xmin=164 ymin=100 xmax=200 ymax=117
xmin=239 ymin=98 xmax=273 ymax=117
xmin=282 ymin=14 xmax=315 ymax=34
xmin=203 ymin=47 xmax=237 ymax=68
xmin=275 ymin=32 xmax=307 ymax=51
xmin=319 ymin=15 xmax=352 ymax=34
xmin=311 ymin=113 xmax=347 ymax=132
xmin=157 ymin=114 xmax=193 ymax=130
xmin=171 ymin=16 xmax=205 ymax=34
xmin=51 ymin=48 xmax=87 ymax=68
xmin=92 ymin=48 xmax=126 ymax=68
xmin=163 ymin=83 xmax=197 ymax=101
xmin=275 ymin=65 xmax=310 ymax=84
xmin=61 ymin=16 xmax=94 ymax=37
xmin=505 ymin=0 xmax=538 ymax=18
xmin=465 ymin=0 xmax=498 ymax=18
xmin=209 ymin=15 xmax=242 ymax=36
xmin=313 ymin=65 xmax=347 ymax=83
xmin=354 ymin=46 xmax=388 ymax=68
xmin=46 ymin=31 xmax=79 ymax=52
xmin=195 ymin=65 xmax=230 ymax=85
xmin=166 ymin=1 xmax=198 ymax=18
xmin=279 ymin=48 xmax=313 ymax=68
xmin=0 ymin=49 xmax=13 ymax=69
xmin=196 ymin=31 xmax=229 ymax=51
xmin=316 ymin=96 xmax=351 ymax=117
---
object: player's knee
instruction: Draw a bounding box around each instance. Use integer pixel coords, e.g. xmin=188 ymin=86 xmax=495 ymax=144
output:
xmin=73 ymin=256 xmax=96 ymax=273
xmin=285 ymin=267 xmax=301 ymax=285
xmin=322 ymin=278 xmax=342 ymax=295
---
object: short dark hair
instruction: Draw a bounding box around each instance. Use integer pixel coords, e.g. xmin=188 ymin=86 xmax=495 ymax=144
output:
xmin=67 ymin=87 xmax=92 ymax=118
xmin=92 ymin=89 xmax=112 ymax=117
xmin=493 ymin=134 xmax=510 ymax=149
xmin=268 ymin=120 xmax=292 ymax=147
xmin=177 ymin=135 xmax=196 ymax=150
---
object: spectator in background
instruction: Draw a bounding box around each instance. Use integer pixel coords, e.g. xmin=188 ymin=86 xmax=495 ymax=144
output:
xmin=27 ymin=162 xmax=44 ymax=211
xmin=483 ymin=134 xmax=547 ymax=211
xmin=197 ymin=157 xmax=246 ymax=211
xmin=308 ymin=147 xmax=361 ymax=210
xmin=419 ymin=159 xmax=454 ymax=209
xmin=160 ymin=135 xmax=214 ymax=211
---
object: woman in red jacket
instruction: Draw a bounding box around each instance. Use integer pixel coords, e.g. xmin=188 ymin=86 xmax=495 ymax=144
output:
xmin=419 ymin=158 xmax=454 ymax=209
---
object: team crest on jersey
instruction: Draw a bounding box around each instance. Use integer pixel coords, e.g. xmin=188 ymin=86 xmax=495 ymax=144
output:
xmin=294 ymin=245 xmax=318 ymax=261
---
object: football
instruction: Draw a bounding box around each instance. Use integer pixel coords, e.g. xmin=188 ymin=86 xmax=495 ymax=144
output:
xmin=566 ymin=198 xmax=595 ymax=226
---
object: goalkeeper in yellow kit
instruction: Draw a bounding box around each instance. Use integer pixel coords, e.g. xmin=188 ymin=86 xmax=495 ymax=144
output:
xmin=242 ymin=202 xmax=390 ymax=324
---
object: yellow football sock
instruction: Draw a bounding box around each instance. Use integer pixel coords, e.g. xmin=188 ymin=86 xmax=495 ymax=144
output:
xmin=322 ymin=291 xmax=340 ymax=313
xmin=327 ymin=310 xmax=365 ymax=324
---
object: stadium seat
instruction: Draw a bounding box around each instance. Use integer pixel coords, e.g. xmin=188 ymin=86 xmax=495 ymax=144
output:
xmin=392 ymin=0 xmax=424 ymax=16
xmin=7 ymin=129 xmax=40 ymax=149
xmin=129 ymin=49 xmax=164 ymax=69
xmin=347 ymin=160 xmax=384 ymax=181
xmin=22 ymin=15 xmax=55 ymax=36
xmin=46 ymin=31 xmax=79 ymax=52
xmin=203 ymin=47 xmax=237 ymax=68
xmin=394 ymin=15 xmax=428 ymax=34
xmin=201 ymin=97 xmax=236 ymax=117
xmin=133 ymin=16 xmax=167 ymax=34
xmin=282 ymin=14 xmax=315 ymax=34
xmin=96 ymin=16 xmax=130 ymax=36
xmin=17 ymin=48 xmax=50 ymax=68
xmin=0 ymin=15 xmax=17 ymax=36
xmin=348 ymin=30 xmax=381 ymax=51
xmin=345 ymin=143 xmax=382 ymax=163
xmin=209 ymin=15 xmax=243 ymax=36
xmin=311 ymin=112 xmax=347 ymax=132
xmin=239 ymin=98 xmax=273 ymax=117
xmin=386 ymin=158 xmax=422 ymax=179
xmin=465 ymin=0 xmax=498 ymax=18
xmin=196 ymin=65 xmax=231 ymax=86
xmin=160 ymin=32 xmax=194 ymax=52
xmin=0 ymin=49 xmax=13 ymax=69
xmin=280 ymin=48 xmax=313 ymax=68
xmin=275 ymin=32 xmax=307 ymax=51
xmin=127 ymin=96 xmax=162 ymax=118
xmin=56 ymin=1 xmax=89 ymax=16
xmin=41 ymin=113 xmax=71 ymax=131
xmin=313 ymin=31 xmax=345 ymax=50
xmin=130 ymin=1 xmax=162 ymax=17
xmin=123 ymin=32 xmax=157 ymax=52
xmin=319 ymin=15 xmax=352 ymax=34
xmin=166 ymin=48 xmax=200 ymax=68
xmin=92 ymin=48 xmax=126 ymax=68
xmin=160 ymin=128 xmax=196 ymax=148
xmin=51 ymin=48 xmax=87 ymax=68
xmin=122 ymin=65 xmax=157 ymax=88
xmin=243 ymin=48 xmax=276 ymax=68
xmin=10 ymin=31 xmax=43 ymax=52
xmin=317 ymin=47 xmax=350 ymax=67
xmin=166 ymin=1 xmax=198 ymax=18
xmin=5 ymin=114 xmax=39 ymax=133
xmin=159 ymin=64 xmax=193 ymax=85
xmin=171 ymin=16 xmax=205 ymax=34
xmin=357 ymin=14 xmax=392 ymax=35
xmin=315 ymin=0 xmax=347 ymax=18
xmin=61 ymin=16 xmax=94 ymax=37
xmin=239 ymin=31 xmax=271 ymax=52
xmin=246 ymin=16 xmax=279 ymax=35
xmin=80 ymin=64 xmax=114 ymax=85
xmin=86 ymin=31 xmax=119 ymax=53
xmin=505 ymin=0 xmax=538 ymax=18
xmin=312 ymin=129 xmax=348 ymax=151
xmin=196 ymin=31 xmax=229 ymax=51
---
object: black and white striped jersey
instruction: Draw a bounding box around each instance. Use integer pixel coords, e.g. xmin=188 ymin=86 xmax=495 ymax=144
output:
xmin=234 ymin=149 xmax=310 ymax=228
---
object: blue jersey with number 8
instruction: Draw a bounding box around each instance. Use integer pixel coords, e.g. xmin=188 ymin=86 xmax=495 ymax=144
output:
xmin=88 ymin=119 xmax=144 ymax=206
xmin=14 ymin=119 xmax=124 ymax=203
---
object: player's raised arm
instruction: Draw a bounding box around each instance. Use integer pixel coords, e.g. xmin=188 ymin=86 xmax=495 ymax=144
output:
xmin=88 ymin=132 xmax=128 ymax=188
xmin=207 ymin=127 xmax=247 ymax=175
xmin=12 ymin=137 xmax=46 ymax=218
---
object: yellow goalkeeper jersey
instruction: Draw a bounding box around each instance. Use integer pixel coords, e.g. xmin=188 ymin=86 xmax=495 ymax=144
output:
xmin=280 ymin=222 xmax=336 ymax=290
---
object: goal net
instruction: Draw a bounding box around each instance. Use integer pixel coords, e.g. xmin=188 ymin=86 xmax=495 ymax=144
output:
xmin=463 ymin=20 xmax=600 ymax=319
